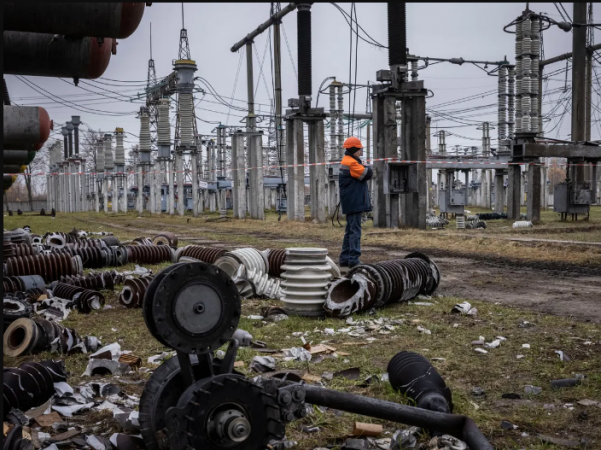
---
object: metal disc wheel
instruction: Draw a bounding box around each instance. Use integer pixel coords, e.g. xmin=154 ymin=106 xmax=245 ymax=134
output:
xmin=143 ymin=262 xmax=241 ymax=354
xmin=165 ymin=374 xmax=285 ymax=450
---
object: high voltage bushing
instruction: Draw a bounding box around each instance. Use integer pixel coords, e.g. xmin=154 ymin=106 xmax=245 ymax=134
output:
xmin=115 ymin=127 xmax=125 ymax=165
xmin=178 ymin=92 xmax=195 ymax=146
xmin=4 ymin=296 xmax=33 ymax=332
xmin=119 ymin=276 xmax=154 ymax=308
xmin=52 ymin=282 xmax=105 ymax=313
xmin=2 ymin=3 xmax=146 ymax=38
xmin=280 ymin=248 xmax=333 ymax=317
xmin=3 ymin=275 xmax=46 ymax=294
xmin=3 ymin=317 xmax=84 ymax=357
xmin=175 ymin=245 xmax=227 ymax=264
xmin=101 ymin=235 xmax=121 ymax=247
xmin=126 ymin=244 xmax=173 ymax=265
xmin=3 ymin=105 xmax=52 ymax=151
xmin=96 ymin=138 xmax=105 ymax=172
xmin=387 ymin=2 xmax=407 ymax=67
xmin=3 ymin=32 xmax=115 ymax=79
xmin=5 ymin=253 xmax=83 ymax=282
xmin=324 ymin=253 xmax=440 ymax=317
xmin=138 ymin=107 xmax=151 ymax=163
xmin=152 ymin=232 xmax=178 ymax=248
xmin=132 ymin=237 xmax=154 ymax=246
xmin=387 ymin=351 xmax=454 ymax=415
xmin=4 ymin=243 xmax=39 ymax=258
xmin=157 ymin=97 xmax=171 ymax=158
xmin=4 ymin=229 xmax=32 ymax=245
xmin=56 ymin=270 xmax=124 ymax=291
xmin=297 ymin=3 xmax=312 ymax=97
xmin=104 ymin=133 xmax=114 ymax=172
xmin=3 ymin=359 xmax=66 ymax=419
xmin=213 ymin=248 xmax=269 ymax=278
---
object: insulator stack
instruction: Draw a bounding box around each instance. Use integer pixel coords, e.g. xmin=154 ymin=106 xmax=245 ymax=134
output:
xmin=178 ymin=92 xmax=194 ymax=146
xmin=280 ymin=248 xmax=333 ymax=316
xmin=152 ymin=232 xmax=178 ymax=247
xmin=139 ymin=108 xmax=151 ymax=163
xmin=176 ymin=245 xmax=227 ymax=264
xmin=507 ymin=66 xmax=516 ymax=139
xmin=4 ymin=229 xmax=32 ymax=245
xmin=325 ymin=253 xmax=440 ymax=317
xmin=104 ymin=133 xmax=114 ymax=171
xmin=497 ymin=66 xmax=508 ymax=152
xmin=54 ymin=246 xmax=110 ymax=268
xmin=126 ymin=244 xmax=173 ymax=264
xmin=214 ymin=248 xmax=268 ymax=278
xmin=57 ymin=270 xmax=123 ymax=291
xmin=297 ymin=3 xmax=312 ymax=97
xmin=387 ymin=2 xmax=407 ymax=67
xmin=158 ymin=98 xmax=171 ymax=145
xmin=3 ymin=360 xmax=67 ymax=417
xmin=7 ymin=244 xmax=38 ymax=258
xmin=132 ymin=237 xmax=154 ymax=246
xmin=3 ymin=275 xmax=46 ymax=294
xmin=411 ymin=60 xmax=418 ymax=80
xmin=265 ymin=249 xmax=287 ymax=278
xmin=52 ymin=282 xmax=105 ymax=313
xmin=95 ymin=139 xmax=105 ymax=172
xmin=514 ymin=13 xmax=540 ymax=134
xmin=119 ymin=276 xmax=154 ymax=308
xmin=115 ymin=128 xmax=125 ymax=165
xmin=5 ymin=254 xmax=83 ymax=282
xmin=329 ymin=85 xmax=337 ymax=160
xmin=3 ymin=317 xmax=84 ymax=357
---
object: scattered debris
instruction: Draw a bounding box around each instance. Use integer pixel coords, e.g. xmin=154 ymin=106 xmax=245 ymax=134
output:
xmin=577 ymin=399 xmax=601 ymax=408
xmin=333 ymin=367 xmax=361 ymax=381
xmin=282 ymin=347 xmax=312 ymax=362
xmin=451 ymin=301 xmax=478 ymax=316
xmin=502 ymin=393 xmax=522 ymax=399
xmin=390 ymin=427 xmax=420 ymax=449
xmin=524 ymin=385 xmax=542 ymax=395
xmin=501 ymin=420 xmax=517 ymax=430
xmin=250 ymin=356 xmax=276 ymax=373
xmin=471 ymin=387 xmax=486 ymax=397
xmin=417 ymin=325 xmax=431 ymax=335
xmin=474 ymin=348 xmax=488 ymax=354
xmin=352 ymin=422 xmax=383 ymax=437
xmin=537 ymin=434 xmax=582 ymax=448
xmin=522 ymin=344 xmax=530 ymax=349
xmin=551 ymin=377 xmax=583 ymax=388
xmin=147 ymin=352 xmax=175 ymax=365
xmin=555 ymin=350 xmax=571 ymax=362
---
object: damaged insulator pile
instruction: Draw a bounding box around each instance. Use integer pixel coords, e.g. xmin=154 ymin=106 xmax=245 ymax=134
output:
xmin=3 ymin=275 xmax=46 ymax=294
xmin=4 ymin=242 xmax=39 ymax=258
xmin=266 ymin=249 xmax=287 ymax=277
xmin=281 ymin=248 xmax=333 ymax=317
xmin=325 ymin=253 xmax=440 ymax=317
xmin=4 ymin=317 xmax=85 ymax=356
xmin=4 ymin=360 xmax=67 ymax=418
xmin=4 ymin=229 xmax=32 ymax=245
xmin=51 ymin=246 xmax=107 ymax=268
xmin=52 ymin=282 xmax=105 ymax=312
xmin=152 ymin=232 xmax=178 ymax=247
xmin=5 ymin=253 xmax=84 ymax=282
xmin=119 ymin=276 xmax=154 ymax=308
xmin=132 ymin=237 xmax=153 ymax=246
xmin=56 ymin=271 xmax=123 ymax=290
xmin=214 ymin=248 xmax=268 ymax=277
xmin=4 ymin=296 xmax=33 ymax=331
xmin=126 ymin=245 xmax=173 ymax=264
xmin=175 ymin=245 xmax=227 ymax=264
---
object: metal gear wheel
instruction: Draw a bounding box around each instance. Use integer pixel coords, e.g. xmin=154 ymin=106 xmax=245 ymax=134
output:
xmin=143 ymin=262 xmax=241 ymax=354
xmin=165 ymin=374 xmax=286 ymax=450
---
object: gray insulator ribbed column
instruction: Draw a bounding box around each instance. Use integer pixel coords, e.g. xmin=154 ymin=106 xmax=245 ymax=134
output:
xmin=337 ymin=85 xmax=344 ymax=154
xmin=115 ymin=129 xmax=125 ymax=165
xmin=96 ymin=140 xmax=105 ymax=173
xmin=157 ymin=98 xmax=171 ymax=149
xmin=104 ymin=134 xmax=114 ymax=172
xmin=529 ymin=16 xmax=540 ymax=134
xmin=139 ymin=108 xmax=151 ymax=163
xmin=507 ymin=66 xmax=515 ymax=139
xmin=178 ymin=92 xmax=194 ymax=147
xmin=497 ymin=66 xmax=508 ymax=152
xmin=515 ymin=16 xmax=523 ymax=133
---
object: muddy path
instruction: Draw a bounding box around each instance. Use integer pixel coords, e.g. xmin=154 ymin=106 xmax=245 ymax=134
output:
xmin=82 ymin=218 xmax=601 ymax=324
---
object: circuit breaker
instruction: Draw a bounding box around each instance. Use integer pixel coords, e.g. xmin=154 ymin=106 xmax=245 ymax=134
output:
xmin=383 ymin=162 xmax=418 ymax=194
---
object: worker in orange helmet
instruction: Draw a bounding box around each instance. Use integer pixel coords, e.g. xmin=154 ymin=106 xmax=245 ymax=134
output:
xmin=338 ymin=136 xmax=373 ymax=268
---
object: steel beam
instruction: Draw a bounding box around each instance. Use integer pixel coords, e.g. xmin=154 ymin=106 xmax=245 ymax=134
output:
xmin=231 ymin=3 xmax=297 ymax=53
xmin=520 ymin=143 xmax=601 ymax=159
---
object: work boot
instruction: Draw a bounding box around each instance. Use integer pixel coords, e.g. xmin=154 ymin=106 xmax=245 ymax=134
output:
xmin=339 ymin=261 xmax=349 ymax=268
xmin=348 ymin=260 xmax=363 ymax=269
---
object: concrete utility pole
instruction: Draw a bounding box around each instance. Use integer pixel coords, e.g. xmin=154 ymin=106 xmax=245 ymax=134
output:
xmin=274 ymin=17 xmax=285 ymax=175
xmin=246 ymin=41 xmax=265 ymax=220
xmin=571 ymin=2 xmax=587 ymax=184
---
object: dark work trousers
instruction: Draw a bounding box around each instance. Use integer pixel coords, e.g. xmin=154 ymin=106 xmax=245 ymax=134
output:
xmin=339 ymin=212 xmax=363 ymax=266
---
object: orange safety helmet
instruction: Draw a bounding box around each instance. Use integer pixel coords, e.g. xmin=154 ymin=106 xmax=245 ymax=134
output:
xmin=343 ymin=136 xmax=363 ymax=149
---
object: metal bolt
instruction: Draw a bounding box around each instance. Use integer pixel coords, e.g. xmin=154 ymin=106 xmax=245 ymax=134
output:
xmin=278 ymin=391 xmax=292 ymax=405
xmin=285 ymin=412 xmax=296 ymax=422
xmin=296 ymin=406 xmax=307 ymax=418
xmin=292 ymin=387 xmax=305 ymax=402
xmin=193 ymin=302 xmax=205 ymax=314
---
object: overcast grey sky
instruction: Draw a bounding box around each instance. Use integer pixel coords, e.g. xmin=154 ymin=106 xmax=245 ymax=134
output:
xmin=6 ymin=2 xmax=601 ymax=156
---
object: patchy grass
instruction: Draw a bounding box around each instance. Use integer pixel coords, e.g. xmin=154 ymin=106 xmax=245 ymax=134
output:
xmin=3 ymin=214 xmax=601 ymax=449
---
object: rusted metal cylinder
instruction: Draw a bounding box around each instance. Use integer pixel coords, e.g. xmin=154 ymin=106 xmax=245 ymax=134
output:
xmin=4 ymin=32 xmax=114 ymax=79
xmin=126 ymin=244 xmax=173 ymax=264
xmin=52 ymin=282 xmax=105 ymax=313
xmin=119 ymin=276 xmax=154 ymax=308
xmin=5 ymin=253 xmax=83 ymax=282
xmin=176 ymin=245 xmax=227 ymax=264
xmin=3 ymin=3 xmax=147 ymax=39
xmin=3 ymin=105 xmax=52 ymax=151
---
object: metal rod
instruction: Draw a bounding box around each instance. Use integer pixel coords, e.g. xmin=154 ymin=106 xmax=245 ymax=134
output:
xmin=304 ymin=386 xmax=493 ymax=450
xmin=571 ymin=2 xmax=587 ymax=182
xmin=231 ymin=3 xmax=297 ymax=53
xmin=539 ymin=42 xmax=601 ymax=67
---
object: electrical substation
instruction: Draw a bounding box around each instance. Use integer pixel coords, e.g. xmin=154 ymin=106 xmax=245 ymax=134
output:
xmin=3 ymin=3 xmax=601 ymax=450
